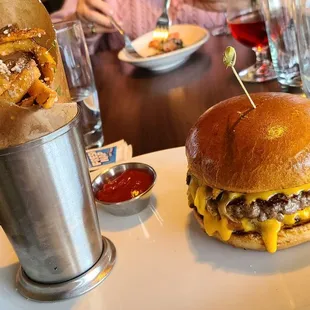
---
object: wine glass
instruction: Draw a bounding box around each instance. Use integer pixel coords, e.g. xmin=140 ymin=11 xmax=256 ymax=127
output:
xmin=227 ymin=0 xmax=276 ymax=82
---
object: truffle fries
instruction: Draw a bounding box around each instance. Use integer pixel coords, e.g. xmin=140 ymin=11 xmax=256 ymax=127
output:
xmin=0 ymin=24 xmax=57 ymax=108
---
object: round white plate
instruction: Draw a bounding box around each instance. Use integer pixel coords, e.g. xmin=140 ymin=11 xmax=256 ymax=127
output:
xmin=118 ymin=24 xmax=210 ymax=72
xmin=1 ymin=147 xmax=310 ymax=309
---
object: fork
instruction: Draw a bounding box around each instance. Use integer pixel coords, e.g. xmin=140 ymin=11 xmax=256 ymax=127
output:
xmin=109 ymin=16 xmax=143 ymax=58
xmin=153 ymin=0 xmax=172 ymax=40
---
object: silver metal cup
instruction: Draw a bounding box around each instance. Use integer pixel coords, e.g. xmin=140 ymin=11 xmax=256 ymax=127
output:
xmin=0 ymin=109 xmax=115 ymax=301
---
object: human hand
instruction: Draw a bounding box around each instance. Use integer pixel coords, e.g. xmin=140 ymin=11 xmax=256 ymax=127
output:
xmin=77 ymin=0 xmax=119 ymax=36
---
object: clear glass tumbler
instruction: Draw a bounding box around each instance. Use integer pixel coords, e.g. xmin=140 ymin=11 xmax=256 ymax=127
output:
xmin=261 ymin=0 xmax=302 ymax=87
xmin=54 ymin=20 xmax=104 ymax=149
xmin=294 ymin=0 xmax=310 ymax=96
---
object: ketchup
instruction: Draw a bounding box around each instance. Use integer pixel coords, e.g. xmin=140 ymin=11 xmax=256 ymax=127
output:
xmin=96 ymin=169 xmax=153 ymax=203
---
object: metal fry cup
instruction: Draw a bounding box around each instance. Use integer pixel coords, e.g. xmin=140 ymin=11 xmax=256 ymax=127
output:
xmin=0 ymin=109 xmax=116 ymax=301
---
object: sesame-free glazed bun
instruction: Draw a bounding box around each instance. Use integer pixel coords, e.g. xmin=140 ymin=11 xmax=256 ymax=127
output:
xmin=186 ymin=93 xmax=310 ymax=193
xmin=194 ymin=209 xmax=310 ymax=251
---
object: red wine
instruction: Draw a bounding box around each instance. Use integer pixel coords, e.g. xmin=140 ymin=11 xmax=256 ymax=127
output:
xmin=228 ymin=11 xmax=269 ymax=49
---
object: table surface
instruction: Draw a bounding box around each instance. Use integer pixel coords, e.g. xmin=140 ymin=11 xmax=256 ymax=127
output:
xmin=92 ymin=35 xmax=293 ymax=156
xmin=3 ymin=147 xmax=310 ymax=310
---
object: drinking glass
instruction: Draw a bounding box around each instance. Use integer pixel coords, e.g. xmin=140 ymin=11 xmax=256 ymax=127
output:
xmin=54 ymin=20 xmax=104 ymax=149
xmin=211 ymin=13 xmax=231 ymax=36
xmin=227 ymin=0 xmax=276 ymax=82
xmin=294 ymin=0 xmax=310 ymax=96
xmin=261 ymin=0 xmax=301 ymax=87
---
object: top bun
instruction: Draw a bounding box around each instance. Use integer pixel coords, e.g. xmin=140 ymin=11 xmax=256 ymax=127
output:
xmin=186 ymin=92 xmax=310 ymax=193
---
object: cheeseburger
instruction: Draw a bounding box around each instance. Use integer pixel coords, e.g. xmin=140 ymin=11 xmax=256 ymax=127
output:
xmin=186 ymin=92 xmax=310 ymax=253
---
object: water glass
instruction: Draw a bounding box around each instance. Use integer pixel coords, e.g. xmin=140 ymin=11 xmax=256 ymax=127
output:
xmin=79 ymin=90 xmax=104 ymax=148
xmin=54 ymin=20 xmax=104 ymax=149
xmin=261 ymin=0 xmax=302 ymax=87
xmin=294 ymin=0 xmax=310 ymax=96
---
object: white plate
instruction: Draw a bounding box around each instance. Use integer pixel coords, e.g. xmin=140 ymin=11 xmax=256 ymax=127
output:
xmin=118 ymin=24 xmax=210 ymax=72
xmin=2 ymin=147 xmax=310 ymax=309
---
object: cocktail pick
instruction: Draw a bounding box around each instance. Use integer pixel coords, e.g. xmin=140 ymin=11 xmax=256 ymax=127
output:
xmin=223 ymin=46 xmax=256 ymax=109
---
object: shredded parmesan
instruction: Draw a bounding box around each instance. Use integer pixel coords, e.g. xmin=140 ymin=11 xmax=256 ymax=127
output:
xmin=10 ymin=57 xmax=27 ymax=73
xmin=8 ymin=89 xmax=17 ymax=98
xmin=0 ymin=60 xmax=11 ymax=76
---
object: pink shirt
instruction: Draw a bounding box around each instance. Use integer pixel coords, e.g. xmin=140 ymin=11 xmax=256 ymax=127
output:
xmin=52 ymin=0 xmax=226 ymax=54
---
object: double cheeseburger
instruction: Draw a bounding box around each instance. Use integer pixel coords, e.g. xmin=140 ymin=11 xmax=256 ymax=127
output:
xmin=186 ymin=92 xmax=310 ymax=253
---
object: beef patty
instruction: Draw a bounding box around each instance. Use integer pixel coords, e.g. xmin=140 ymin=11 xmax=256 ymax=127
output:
xmin=186 ymin=173 xmax=310 ymax=222
xmin=225 ymin=192 xmax=310 ymax=222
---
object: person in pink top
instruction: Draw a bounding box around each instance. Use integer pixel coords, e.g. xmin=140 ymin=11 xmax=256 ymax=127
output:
xmin=52 ymin=0 xmax=227 ymax=54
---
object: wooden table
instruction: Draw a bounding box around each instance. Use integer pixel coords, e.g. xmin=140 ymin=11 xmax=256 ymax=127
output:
xmin=92 ymin=35 xmax=286 ymax=156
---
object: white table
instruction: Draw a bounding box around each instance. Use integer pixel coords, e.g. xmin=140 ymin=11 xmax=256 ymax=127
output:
xmin=1 ymin=147 xmax=309 ymax=310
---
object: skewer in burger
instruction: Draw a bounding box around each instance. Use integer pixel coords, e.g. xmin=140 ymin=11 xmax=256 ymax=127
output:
xmin=186 ymin=92 xmax=310 ymax=253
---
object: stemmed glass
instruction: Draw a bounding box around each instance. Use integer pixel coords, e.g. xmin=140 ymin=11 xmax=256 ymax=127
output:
xmin=227 ymin=0 xmax=276 ymax=82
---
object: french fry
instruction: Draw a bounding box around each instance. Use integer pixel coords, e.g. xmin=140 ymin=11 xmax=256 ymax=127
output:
xmin=0 ymin=75 xmax=10 ymax=95
xmin=0 ymin=59 xmax=40 ymax=104
xmin=0 ymin=40 xmax=56 ymax=84
xmin=0 ymin=24 xmax=60 ymax=108
xmin=0 ymin=24 xmax=19 ymax=34
xmin=0 ymin=54 xmax=32 ymax=96
xmin=34 ymin=45 xmax=56 ymax=84
xmin=28 ymin=80 xmax=57 ymax=109
xmin=0 ymin=73 xmax=17 ymax=96
xmin=0 ymin=27 xmax=46 ymax=44
xmin=20 ymin=96 xmax=36 ymax=107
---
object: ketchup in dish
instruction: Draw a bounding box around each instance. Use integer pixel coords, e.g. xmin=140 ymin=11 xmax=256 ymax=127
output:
xmin=96 ymin=169 xmax=153 ymax=203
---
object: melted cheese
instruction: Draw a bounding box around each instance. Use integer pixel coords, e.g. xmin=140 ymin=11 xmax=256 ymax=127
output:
xmin=240 ymin=218 xmax=282 ymax=253
xmin=283 ymin=206 xmax=310 ymax=225
xmin=212 ymin=188 xmax=222 ymax=199
xmin=283 ymin=214 xmax=296 ymax=226
xmin=189 ymin=181 xmax=310 ymax=253
xmin=189 ymin=178 xmax=199 ymax=201
xmin=194 ymin=186 xmax=207 ymax=216
xmin=203 ymin=211 xmax=233 ymax=241
xmin=299 ymin=207 xmax=310 ymax=220
xmin=260 ymin=219 xmax=281 ymax=253
xmin=241 ymin=218 xmax=255 ymax=232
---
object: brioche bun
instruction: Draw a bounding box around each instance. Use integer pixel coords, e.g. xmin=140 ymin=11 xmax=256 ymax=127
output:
xmin=186 ymin=92 xmax=310 ymax=193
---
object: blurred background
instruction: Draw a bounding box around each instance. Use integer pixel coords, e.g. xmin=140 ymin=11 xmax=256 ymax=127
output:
xmin=42 ymin=0 xmax=63 ymax=13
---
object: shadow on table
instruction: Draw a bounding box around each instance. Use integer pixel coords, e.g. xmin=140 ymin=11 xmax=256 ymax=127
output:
xmin=0 ymin=262 xmax=19 ymax=294
xmin=127 ymin=52 xmax=211 ymax=93
xmin=98 ymin=195 xmax=157 ymax=232
xmin=0 ymin=262 xmax=80 ymax=308
xmin=186 ymin=211 xmax=310 ymax=275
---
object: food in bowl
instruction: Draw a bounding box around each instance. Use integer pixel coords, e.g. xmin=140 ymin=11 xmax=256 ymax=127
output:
xmin=148 ymin=32 xmax=183 ymax=54
xmin=96 ymin=168 xmax=154 ymax=203
xmin=0 ymin=24 xmax=57 ymax=108
xmin=92 ymin=163 xmax=157 ymax=216
xmin=186 ymin=92 xmax=310 ymax=253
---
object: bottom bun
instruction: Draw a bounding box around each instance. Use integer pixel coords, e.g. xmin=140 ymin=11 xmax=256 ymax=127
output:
xmin=193 ymin=209 xmax=310 ymax=251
